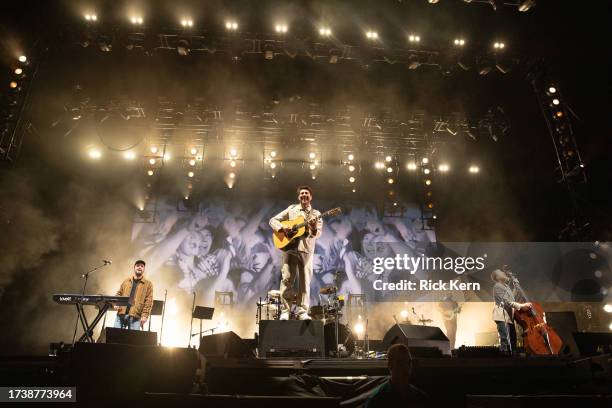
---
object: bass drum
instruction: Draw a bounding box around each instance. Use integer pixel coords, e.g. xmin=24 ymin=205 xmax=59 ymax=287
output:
xmin=324 ymin=322 xmax=355 ymax=357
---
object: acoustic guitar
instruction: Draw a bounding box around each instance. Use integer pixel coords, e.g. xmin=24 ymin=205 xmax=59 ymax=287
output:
xmin=272 ymin=207 xmax=342 ymax=250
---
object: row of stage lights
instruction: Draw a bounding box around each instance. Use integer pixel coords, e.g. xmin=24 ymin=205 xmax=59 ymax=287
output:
xmin=7 ymin=55 xmax=28 ymax=90
xmin=80 ymin=12 xmax=508 ymax=51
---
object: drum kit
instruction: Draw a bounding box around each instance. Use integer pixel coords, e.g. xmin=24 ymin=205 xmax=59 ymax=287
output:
xmin=255 ymin=285 xmax=356 ymax=357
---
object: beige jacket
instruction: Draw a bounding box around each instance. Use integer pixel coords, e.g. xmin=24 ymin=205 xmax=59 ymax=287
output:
xmin=269 ymin=204 xmax=322 ymax=254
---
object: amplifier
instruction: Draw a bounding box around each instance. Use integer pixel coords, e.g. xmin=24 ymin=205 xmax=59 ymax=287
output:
xmin=258 ymin=320 xmax=325 ymax=358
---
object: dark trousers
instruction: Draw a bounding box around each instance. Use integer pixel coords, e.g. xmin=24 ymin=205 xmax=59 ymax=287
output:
xmin=495 ymin=321 xmax=517 ymax=352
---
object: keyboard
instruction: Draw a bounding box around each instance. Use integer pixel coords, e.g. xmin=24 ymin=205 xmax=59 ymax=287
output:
xmin=53 ymin=294 xmax=130 ymax=306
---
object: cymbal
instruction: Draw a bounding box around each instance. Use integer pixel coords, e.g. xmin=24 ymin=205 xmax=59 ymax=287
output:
xmin=319 ymin=286 xmax=338 ymax=295
xmin=267 ymin=290 xmax=281 ymax=298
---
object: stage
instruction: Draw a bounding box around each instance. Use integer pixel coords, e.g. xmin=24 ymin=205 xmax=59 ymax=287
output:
xmin=1 ymin=342 xmax=610 ymax=407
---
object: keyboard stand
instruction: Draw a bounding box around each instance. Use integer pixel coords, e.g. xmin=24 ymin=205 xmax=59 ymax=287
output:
xmin=75 ymin=301 xmax=114 ymax=342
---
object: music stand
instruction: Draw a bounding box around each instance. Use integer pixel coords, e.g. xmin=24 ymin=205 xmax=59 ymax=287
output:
xmin=147 ymin=300 xmax=165 ymax=331
xmin=190 ymin=306 xmax=215 ymax=347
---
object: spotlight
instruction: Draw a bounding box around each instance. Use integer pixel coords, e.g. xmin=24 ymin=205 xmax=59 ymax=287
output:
xmin=163 ymin=153 xmax=171 ymax=161
xmin=385 ymin=155 xmax=392 ymax=162
xmin=425 ymin=179 xmax=432 ymax=185
xmin=14 ymin=68 xmax=23 ymax=75
xmin=124 ymin=151 xmax=136 ymax=160
xmin=548 ymin=86 xmax=557 ymax=94
xmin=428 ymin=0 xmax=439 ymax=3
xmin=309 ymin=164 xmax=316 ymax=170
xmin=352 ymin=189 xmax=356 ymax=193
xmin=226 ymin=21 xmax=238 ymax=31
xmin=270 ymin=150 xmax=277 ymax=158
xmin=309 ymin=152 xmax=316 ymax=159
xmin=85 ymin=14 xmax=97 ymax=21
xmin=348 ymin=165 xmax=355 ymax=172
xmin=312 ymin=175 xmax=316 ymax=180
xmin=400 ymin=309 xmax=409 ymax=319
xmin=9 ymin=81 xmax=18 ymax=89
xmin=552 ymin=98 xmax=560 ymax=106
xmin=375 ymin=162 xmax=384 ymax=169
xmin=147 ymin=170 xmax=154 ymax=176
xmin=189 ymin=159 xmax=196 ymax=166
xmin=354 ymin=323 xmax=364 ymax=336
xmin=438 ymin=164 xmax=450 ymax=172
xmin=454 ymin=38 xmax=466 ymax=46
xmin=347 ymin=153 xmax=354 ymax=161
xmin=603 ymin=304 xmax=612 ymax=313
xmin=422 ymin=157 xmax=429 ymax=164
xmin=469 ymin=165 xmax=480 ymax=173
xmin=385 ymin=167 xmax=392 ymax=174
xmin=275 ymin=24 xmax=288 ymax=33
xmin=493 ymin=42 xmax=505 ymax=49
xmin=609 ymin=322 xmax=612 ymax=331
xmin=387 ymin=178 xmax=394 ymax=184
xmin=349 ymin=177 xmax=356 ymax=183
xmin=555 ymin=111 xmax=564 ymax=118
xmin=518 ymin=0 xmax=536 ymax=12
xmin=229 ymin=172 xmax=236 ymax=179
xmin=130 ymin=16 xmax=144 ymax=25
xmin=229 ymin=148 xmax=238 ymax=157
xmin=433 ymin=215 xmax=437 ymax=219
xmin=408 ymin=34 xmax=420 ymax=43
xmin=190 ymin=147 xmax=198 ymax=155
xmin=187 ymin=171 xmax=194 ymax=178
xmin=181 ymin=19 xmax=194 ymax=27
xmin=150 ymin=146 xmax=158 ymax=154
xmin=88 ymin=148 xmax=102 ymax=159
xmin=319 ymin=27 xmax=332 ymax=37
xmin=149 ymin=158 xmax=156 ymax=165
xmin=18 ymin=55 xmax=27 ymax=63
xmin=230 ymin=160 xmax=237 ymax=168
xmin=366 ymin=31 xmax=378 ymax=40
xmin=270 ymin=162 xmax=277 ymax=169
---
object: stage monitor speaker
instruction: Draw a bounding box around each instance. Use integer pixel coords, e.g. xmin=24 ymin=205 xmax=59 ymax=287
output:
xmin=258 ymin=320 xmax=325 ymax=358
xmin=199 ymin=331 xmax=254 ymax=358
xmin=382 ymin=324 xmax=451 ymax=356
xmin=97 ymin=327 xmax=157 ymax=346
xmin=573 ymin=332 xmax=612 ymax=357
xmin=545 ymin=311 xmax=579 ymax=357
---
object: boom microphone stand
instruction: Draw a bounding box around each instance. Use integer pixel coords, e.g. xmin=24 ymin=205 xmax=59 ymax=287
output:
xmin=71 ymin=261 xmax=112 ymax=345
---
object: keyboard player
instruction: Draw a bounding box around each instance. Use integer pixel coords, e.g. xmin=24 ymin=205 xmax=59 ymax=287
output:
xmin=114 ymin=260 xmax=154 ymax=330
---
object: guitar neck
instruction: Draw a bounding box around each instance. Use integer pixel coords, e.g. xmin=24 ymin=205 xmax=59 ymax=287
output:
xmin=295 ymin=209 xmax=335 ymax=228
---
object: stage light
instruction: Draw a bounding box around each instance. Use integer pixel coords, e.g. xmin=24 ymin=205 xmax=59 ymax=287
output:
xmin=375 ymin=162 xmax=384 ymax=170
xmin=408 ymin=34 xmax=420 ymax=43
xmin=147 ymin=170 xmax=154 ymax=176
xmin=552 ymin=98 xmax=560 ymax=106
xmin=275 ymin=24 xmax=288 ymax=33
xmin=384 ymin=155 xmax=392 ymax=162
xmin=387 ymin=178 xmax=394 ymax=184
xmin=428 ymin=0 xmax=439 ymax=3
xmin=400 ymin=309 xmax=409 ymax=319
xmin=555 ymin=111 xmax=563 ymax=118
xmin=181 ymin=19 xmax=194 ymax=27
xmin=407 ymin=162 xmax=417 ymax=171
xmin=427 ymin=203 xmax=434 ymax=209
xmin=349 ymin=177 xmax=355 ymax=183
xmin=425 ymin=179 xmax=432 ymax=185
xmin=433 ymin=215 xmax=437 ymax=219
xmin=366 ymin=30 xmax=378 ymax=40
xmin=270 ymin=162 xmax=277 ymax=169
xmin=423 ymin=168 xmax=431 ymax=175
xmin=422 ymin=157 xmax=429 ymax=164
xmin=312 ymin=175 xmax=316 ymax=180
xmin=493 ymin=42 xmax=505 ymax=50
xmin=603 ymin=304 xmax=612 ymax=313
xmin=229 ymin=148 xmax=238 ymax=157
xmin=124 ymin=151 xmax=136 ymax=160
xmin=270 ymin=150 xmax=277 ymax=158
xmin=9 ymin=81 xmax=18 ymax=89
xmin=309 ymin=152 xmax=316 ymax=159
xmin=347 ymin=153 xmax=354 ymax=161
xmin=352 ymin=189 xmax=356 ymax=193
xmin=163 ymin=153 xmax=171 ymax=161
xmin=229 ymin=172 xmax=236 ymax=179
xmin=354 ymin=323 xmax=364 ymax=336
xmin=230 ymin=160 xmax=237 ymax=168
xmin=548 ymin=86 xmax=557 ymax=94
xmin=14 ymin=68 xmax=23 ymax=75
xmin=385 ymin=167 xmax=392 ymax=174
xmin=150 ymin=146 xmax=158 ymax=154
xmin=88 ymin=148 xmax=102 ymax=159
xmin=188 ymin=159 xmax=196 ymax=166
xmin=518 ymin=0 xmax=536 ymax=12
xmin=348 ymin=165 xmax=355 ymax=172
xmin=85 ymin=14 xmax=97 ymax=21
xmin=319 ymin=27 xmax=332 ymax=37
xmin=226 ymin=21 xmax=238 ymax=31
xmin=189 ymin=147 xmax=198 ymax=155
xmin=149 ymin=158 xmax=156 ymax=165
xmin=438 ymin=164 xmax=450 ymax=172
xmin=454 ymin=38 xmax=466 ymax=46
xmin=187 ymin=171 xmax=194 ymax=178
xmin=130 ymin=16 xmax=143 ymax=25
xmin=309 ymin=164 xmax=316 ymax=170
xmin=469 ymin=165 xmax=480 ymax=173
xmin=18 ymin=55 xmax=27 ymax=63
xmin=187 ymin=183 xmax=193 ymax=190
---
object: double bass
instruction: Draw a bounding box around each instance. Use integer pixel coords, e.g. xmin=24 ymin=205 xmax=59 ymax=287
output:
xmin=506 ymin=268 xmax=563 ymax=355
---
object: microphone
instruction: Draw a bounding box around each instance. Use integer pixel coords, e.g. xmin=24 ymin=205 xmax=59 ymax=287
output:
xmin=103 ymin=260 xmax=112 ymax=265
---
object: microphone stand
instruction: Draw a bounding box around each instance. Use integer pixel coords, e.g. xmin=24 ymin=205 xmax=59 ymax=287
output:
xmin=159 ymin=289 xmax=167 ymax=346
xmin=71 ymin=261 xmax=111 ymax=345
xmin=188 ymin=291 xmax=196 ymax=348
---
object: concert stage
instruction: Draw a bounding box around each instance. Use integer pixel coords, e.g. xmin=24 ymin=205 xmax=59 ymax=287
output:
xmin=1 ymin=342 xmax=610 ymax=407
